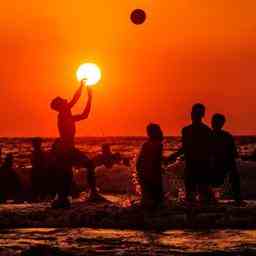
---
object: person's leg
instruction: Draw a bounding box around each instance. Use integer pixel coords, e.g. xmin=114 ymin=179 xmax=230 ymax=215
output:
xmin=197 ymin=165 xmax=215 ymax=204
xmin=184 ymin=170 xmax=197 ymax=203
xmin=71 ymin=148 xmax=97 ymax=195
xmin=229 ymin=166 xmax=242 ymax=203
xmin=58 ymin=168 xmax=73 ymax=199
xmin=51 ymin=162 xmax=72 ymax=209
xmin=153 ymin=183 xmax=164 ymax=208
xmin=140 ymin=183 xmax=151 ymax=208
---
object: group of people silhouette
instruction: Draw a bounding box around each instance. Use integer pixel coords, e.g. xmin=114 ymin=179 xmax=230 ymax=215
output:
xmin=137 ymin=104 xmax=244 ymax=210
xmin=0 ymin=81 xmax=246 ymax=209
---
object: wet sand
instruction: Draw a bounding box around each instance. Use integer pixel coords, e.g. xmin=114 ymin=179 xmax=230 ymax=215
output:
xmin=1 ymin=228 xmax=256 ymax=255
xmin=0 ymin=195 xmax=256 ymax=230
xmin=0 ymin=195 xmax=256 ymax=255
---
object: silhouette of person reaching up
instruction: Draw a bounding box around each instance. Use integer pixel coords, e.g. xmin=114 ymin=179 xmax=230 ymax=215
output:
xmin=167 ymin=103 xmax=213 ymax=204
xmin=50 ymin=80 xmax=99 ymax=203
xmin=211 ymin=113 xmax=245 ymax=206
xmin=136 ymin=123 xmax=164 ymax=210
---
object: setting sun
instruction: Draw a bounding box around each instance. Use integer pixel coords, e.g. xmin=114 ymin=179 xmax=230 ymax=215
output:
xmin=76 ymin=63 xmax=101 ymax=86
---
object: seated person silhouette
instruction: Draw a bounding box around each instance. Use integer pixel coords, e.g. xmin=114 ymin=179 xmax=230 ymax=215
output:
xmin=50 ymin=80 xmax=99 ymax=203
xmin=93 ymin=144 xmax=130 ymax=168
xmin=136 ymin=123 xmax=164 ymax=209
xmin=31 ymin=137 xmax=48 ymax=201
xmin=211 ymin=113 xmax=245 ymax=206
xmin=0 ymin=154 xmax=21 ymax=203
xmin=168 ymin=104 xmax=213 ymax=204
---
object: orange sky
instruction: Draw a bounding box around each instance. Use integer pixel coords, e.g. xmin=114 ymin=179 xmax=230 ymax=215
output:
xmin=0 ymin=0 xmax=256 ymax=136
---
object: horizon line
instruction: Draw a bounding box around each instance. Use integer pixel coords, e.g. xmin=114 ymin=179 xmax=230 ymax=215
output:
xmin=0 ymin=135 xmax=255 ymax=139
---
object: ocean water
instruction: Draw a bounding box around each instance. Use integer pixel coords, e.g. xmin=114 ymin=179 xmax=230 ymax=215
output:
xmin=0 ymin=137 xmax=256 ymax=255
xmin=1 ymin=136 xmax=256 ymax=197
xmin=0 ymin=137 xmax=177 ymax=168
xmin=1 ymin=136 xmax=256 ymax=168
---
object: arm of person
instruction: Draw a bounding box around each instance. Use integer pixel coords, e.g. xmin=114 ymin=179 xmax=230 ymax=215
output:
xmin=72 ymin=87 xmax=92 ymax=122
xmin=68 ymin=80 xmax=84 ymax=108
xmin=163 ymin=147 xmax=184 ymax=165
xmin=164 ymin=130 xmax=185 ymax=165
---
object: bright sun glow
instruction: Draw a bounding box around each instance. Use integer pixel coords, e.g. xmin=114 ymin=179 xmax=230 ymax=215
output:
xmin=76 ymin=63 xmax=101 ymax=86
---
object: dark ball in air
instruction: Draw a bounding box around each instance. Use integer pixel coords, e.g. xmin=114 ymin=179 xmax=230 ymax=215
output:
xmin=130 ymin=9 xmax=146 ymax=25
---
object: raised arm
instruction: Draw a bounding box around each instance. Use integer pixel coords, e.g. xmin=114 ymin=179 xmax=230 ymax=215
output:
xmin=68 ymin=80 xmax=84 ymax=108
xmin=72 ymin=87 xmax=92 ymax=122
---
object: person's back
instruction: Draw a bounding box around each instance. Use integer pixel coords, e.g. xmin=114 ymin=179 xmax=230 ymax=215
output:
xmin=182 ymin=123 xmax=212 ymax=164
xmin=57 ymin=108 xmax=76 ymax=148
xmin=137 ymin=140 xmax=163 ymax=184
xmin=212 ymin=131 xmax=236 ymax=168
xmin=136 ymin=123 xmax=164 ymax=209
xmin=182 ymin=104 xmax=212 ymax=173
xmin=211 ymin=113 xmax=243 ymax=205
xmin=211 ymin=114 xmax=237 ymax=174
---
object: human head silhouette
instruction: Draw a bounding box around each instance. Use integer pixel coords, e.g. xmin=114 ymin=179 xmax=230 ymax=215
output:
xmin=147 ymin=123 xmax=163 ymax=141
xmin=211 ymin=113 xmax=226 ymax=131
xmin=191 ymin=103 xmax=205 ymax=123
xmin=50 ymin=97 xmax=68 ymax=112
xmin=32 ymin=137 xmax=42 ymax=150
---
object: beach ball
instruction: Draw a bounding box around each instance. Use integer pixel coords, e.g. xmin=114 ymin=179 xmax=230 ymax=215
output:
xmin=130 ymin=9 xmax=146 ymax=25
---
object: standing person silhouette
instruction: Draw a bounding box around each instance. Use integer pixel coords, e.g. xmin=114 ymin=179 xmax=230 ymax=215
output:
xmin=211 ymin=113 xmax=245 ymax=206
xmin=182 ymin=103 xmax=213 ymax=203
xmin=167 ymin=104 xmax=213 ymax=204
xmin=50 ymin=80 xmax=99 ymax=202
xmin=136 ymin=123 xmax=164 ymax=210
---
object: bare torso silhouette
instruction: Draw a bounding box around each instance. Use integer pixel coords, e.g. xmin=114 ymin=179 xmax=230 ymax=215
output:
xmin=55 ymin=84 xmax=92 ymax=149
xmin=58 ymin=108 xmax=76 ymax=148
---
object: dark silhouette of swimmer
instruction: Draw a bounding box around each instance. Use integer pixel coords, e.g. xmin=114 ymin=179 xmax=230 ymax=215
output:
xmin=211 ymin=113 xmax=244 ymax=205
xmin=168 ymin=103 xmax=213 ymax=203
xmin=93 ymin=144 xmax=130 ymax=168
xmin=136 ymin=123 xmax=164 ymax=209
xmin=31 ymin=137 xmax=47 ymax=201
xmin=0 ymin=154 xmax=21 ymax=203
xmin=50 ymin=80 xmax=98 ymax=202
